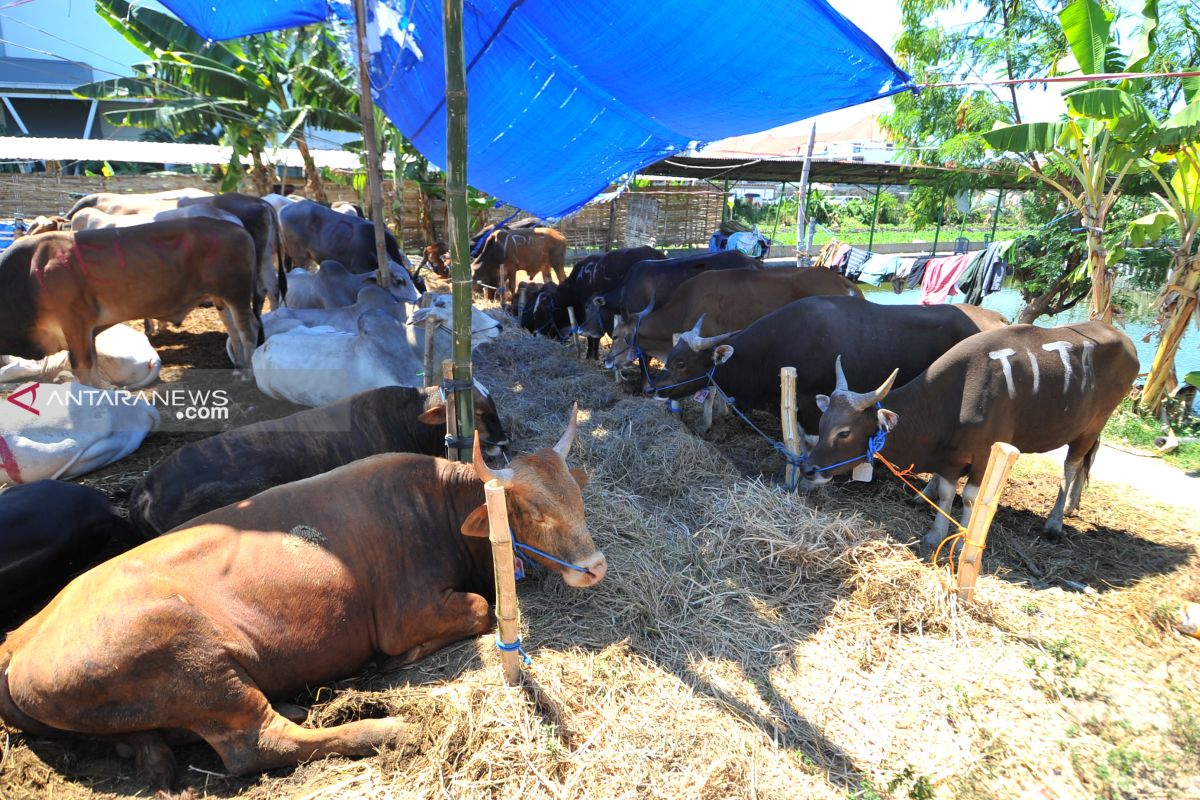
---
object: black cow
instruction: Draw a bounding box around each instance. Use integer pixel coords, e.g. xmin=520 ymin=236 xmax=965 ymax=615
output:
xmin=129 ymin=385 xmax=509 ymax=537
xmin=0 ymin=481 xmax=135 ymax=625
xmin=580 ymin=249 xmax=761 ymax=339
xmin=654 ymin=295 xmax=1010 ymax=433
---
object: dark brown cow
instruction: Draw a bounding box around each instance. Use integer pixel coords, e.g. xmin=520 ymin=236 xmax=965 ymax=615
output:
xmin=472 ymin=227 xmax=567 ymax=299
xmin=179 ymin=192 xmax=285 ymax=310
xmin=0 ymin=412 xmax=604 ymax=788
xmin=607 ymin=266 xmax=862 ymax=369
xmin=129 ymin=384 xmax=510 ymax=537
xmin=0 ymin=218 xmax=260 ymax=387
xmin=801 ymin=322 xmax=1138 ymax=546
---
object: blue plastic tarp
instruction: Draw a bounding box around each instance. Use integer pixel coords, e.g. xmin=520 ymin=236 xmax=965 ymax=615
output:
xmin=157 ymin=0 xmax=912 ymax=218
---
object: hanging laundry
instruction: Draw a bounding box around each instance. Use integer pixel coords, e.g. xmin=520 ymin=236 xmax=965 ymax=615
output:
xmin=905 ymin=255 xmax=933 ymax=291
xmin=812 ymin=241 xmax=842 ymax=268
xmin=843 ymin=247 xmax=872 ymax=280
xmin=919 ymin=252 xmax=973 ymax=305
xmin=957 ymin=239 xmax=1015 ymax=305
xmin=856 ymin=253 xmax=902 ymax=287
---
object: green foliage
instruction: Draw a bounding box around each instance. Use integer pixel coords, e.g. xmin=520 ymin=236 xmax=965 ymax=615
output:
xmin=1103 ymin=397 xmax=1200 ymax=472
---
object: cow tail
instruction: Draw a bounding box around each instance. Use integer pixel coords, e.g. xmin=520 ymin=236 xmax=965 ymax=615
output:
xmin=273 ymin=208 xmax=287 ymax=306
xmin=1079 ymin=437 xmax=1102 ymax=491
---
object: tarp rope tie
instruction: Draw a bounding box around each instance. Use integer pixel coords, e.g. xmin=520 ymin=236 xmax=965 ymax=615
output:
xmin=494 ymin=633 xmax=532 ymax=666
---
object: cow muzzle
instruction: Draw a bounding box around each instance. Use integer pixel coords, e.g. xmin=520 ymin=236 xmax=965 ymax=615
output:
xmin=563 ymin=551 xmax=607 ymax=588
xmin=800 ymin=464 xmax=830 ymax=485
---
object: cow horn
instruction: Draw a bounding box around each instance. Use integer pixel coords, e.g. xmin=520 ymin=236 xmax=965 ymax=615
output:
xmin=473 ymin=433 xmax=514 ymax=486
xmin=552 ymin=402 xmax=578 ymax=459
xmin=834 ymin=355 xmax=850 ymax=392
xmin=870 ymin=368 xmax=900 ymax=405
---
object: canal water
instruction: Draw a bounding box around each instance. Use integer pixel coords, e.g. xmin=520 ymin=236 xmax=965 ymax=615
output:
xmin=863 ymin=284 xmax=1200 ymax=376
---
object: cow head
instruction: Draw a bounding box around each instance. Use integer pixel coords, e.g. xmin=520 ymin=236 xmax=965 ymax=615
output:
xmin=801 ymin=356 xmax=900 ymax=485
xmin=603 ymin=294 xmax=655 ymax=371
xmin=580 ymin=293 xmax=612 ymax=338
xmin=652 ymin=315 xmax=737 ymax=399
xmin=461 ymin=404 xmax=606 ymax=588
xmin=417 ymin=380 xmax=510 ymax=456
xmin=525 ymin=284 xmax=566 ymax=339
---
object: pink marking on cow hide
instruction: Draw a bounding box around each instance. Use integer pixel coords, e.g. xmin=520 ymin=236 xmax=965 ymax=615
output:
xmin=0 ymin=435 xmax=23 ymax=483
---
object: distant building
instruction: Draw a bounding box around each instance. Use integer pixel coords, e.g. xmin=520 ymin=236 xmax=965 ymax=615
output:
xmin=0 ymin=0 xmax=149 ymax=143
xmin=695 ymin=115 xmax=898 ymax=164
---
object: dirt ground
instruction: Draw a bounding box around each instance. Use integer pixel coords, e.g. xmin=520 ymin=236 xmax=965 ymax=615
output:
xmin=1 ymin=300 xmax=1198 ymax=800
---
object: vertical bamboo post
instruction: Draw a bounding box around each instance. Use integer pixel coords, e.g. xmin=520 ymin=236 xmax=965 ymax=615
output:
xmin=351 ymin=0 xmax=392 ymax=290
xmin=483 ymin=479 xmax=523 ymax=684
xmin=422 ymin=316 xmax=437 ymax=387
xmin=780 ymin=367 xmax=800 ymax=487
xmin=567 ymin=307 xmax=582 ymax=357
xmin=795 ymin=123 xmax=816 ymax=265
xmin=443 ymin=0 xmax=474 ymax=462
xmin=956 ymin=442 xmax=1020 ymax=601
xmin=442 ymin=359 xmax=464 ymax=460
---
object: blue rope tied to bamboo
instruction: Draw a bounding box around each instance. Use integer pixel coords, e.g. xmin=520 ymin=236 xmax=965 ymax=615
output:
xmin=494 ymin=633 xmax=532 ymax=665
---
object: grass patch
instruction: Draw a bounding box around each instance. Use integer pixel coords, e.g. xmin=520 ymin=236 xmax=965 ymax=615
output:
xmin=1102 ymin=398 xmax=1200 ymax=473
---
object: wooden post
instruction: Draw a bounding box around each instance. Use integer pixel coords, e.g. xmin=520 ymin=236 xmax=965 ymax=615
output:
xmin=605 ymin=192 xmax=619 ymax=251
xmin=483 ymin=479 xmax=523 ymax=685
xmin=956 ymin=442 xmax=1020 ymax=601
xmin=795 ymin=123 xmax=816 ymax=265
xmin=422 ymin=316 xmax=437 ymax=387
xmin=567 ymin=306 xmax=582 ymax=357
xmin=351 ymin=0 xmax=392 ymax=290
xmin=780 ymin=367 xmax=800 ymax=487
xmin=442 ymin=359 xmax=469 ymax=461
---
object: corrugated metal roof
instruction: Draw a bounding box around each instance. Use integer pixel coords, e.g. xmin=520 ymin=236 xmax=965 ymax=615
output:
xmin=0 ymin=136 xmax=380 ymax=170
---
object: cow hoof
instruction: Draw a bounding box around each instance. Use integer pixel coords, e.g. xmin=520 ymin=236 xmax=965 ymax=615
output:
xmin=1040 ymin=523 xmax=1065 ymax=543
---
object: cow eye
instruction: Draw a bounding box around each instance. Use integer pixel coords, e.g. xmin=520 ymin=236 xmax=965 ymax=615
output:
xmin=836 ymin=429 xmax=851 ymax=439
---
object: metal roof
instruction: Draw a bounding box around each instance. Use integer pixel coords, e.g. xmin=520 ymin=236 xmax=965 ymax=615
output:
xmin=639 ymin=156 xmax=1033 ymax=189
xmin=0 ymin=136 xmax=377 ymax=170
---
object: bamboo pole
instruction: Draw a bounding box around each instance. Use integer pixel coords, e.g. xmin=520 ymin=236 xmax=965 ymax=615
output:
xmin=483 ymin=479 xmax=523 ymax=685
xmin=780 ymin=367 xmax=800 ymax=488
xmin=567 ymin=307 xmax=581 ymax=358
xmin=443 ymin=0 xmax=474 ymax=462
xmin=867 ymin=179 xmax=882 ymax=253
xmin=442 ymin=359 xmax=467 ymax=460
xmin=956 ymin=442 xmax=1021 ymax=601
xmin=422 ymin=316 xmax=437 ymax=388
xmin=352 ymin=0 xmax=392 ymax=290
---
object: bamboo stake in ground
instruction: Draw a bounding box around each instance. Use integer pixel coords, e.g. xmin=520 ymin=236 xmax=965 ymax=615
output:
xmin=780 ymin=367 xmax=800 ymax=488
xmin=957 ymin=442 xmax=1020 ymax=601
xmin=567 ymin=307 xmax=581 ymax=358
xmin=423 ymin=316 xmax=437 ymax=388
xmin=483 ymin=478 xmax=523 ymax=684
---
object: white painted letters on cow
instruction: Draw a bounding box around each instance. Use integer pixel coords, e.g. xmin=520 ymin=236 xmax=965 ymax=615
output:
xmin=1025 ymin=348 xmax=1040 ymax=394
xmin=988 ymin=348 xmax=1017 ymax=398
xmin=1042 ymin=341 xmax=1073 ymax=393
xmin=1080 ymin=340 xmax=1095 ymax=392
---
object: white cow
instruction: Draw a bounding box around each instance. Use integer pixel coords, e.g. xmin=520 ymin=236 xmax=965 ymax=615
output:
xmin=283 ymin=260 xmax=417 ymax=308
xmin=262 ymin=193 xmax=300 ymax=213
xmin=1 ymin=324 xmax=161 ymax=389
xmin=0 ymin=382 xmax=160 ymax=484
xmin=408 ymin=294 xmax=502 ymax=366
xmin=251 ymin=309 xmax=425 ymax=407
xmin=69 ymin=205 xmax=243 ymax=232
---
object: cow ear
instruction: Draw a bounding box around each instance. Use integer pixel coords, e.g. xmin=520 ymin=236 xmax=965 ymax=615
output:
xmin=713 ymin=345 xmax=734 ymax=365
xmin=460 ymin=505 xmax=491 ymax=538
xmin=417 ymin=404 xmax=446 ymax=425
xmin=877 ymin=408 xmax=900 ymax=431
xmin=815 ymin=394 xmax=830 ymax=413
xmin=569 ymin=467 xmax=589 ymax=490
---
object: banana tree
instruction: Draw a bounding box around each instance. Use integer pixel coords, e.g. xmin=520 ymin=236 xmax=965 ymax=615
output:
xmin=983 ymin=0 xmax=1159 ymax=323
xmin=1133 ymin=102 xmax=1200 ymax=413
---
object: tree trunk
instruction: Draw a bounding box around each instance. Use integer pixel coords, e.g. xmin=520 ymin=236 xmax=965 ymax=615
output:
xmin=417 ymin=184 xmax=438 ymax=246
xmin=249 ymin=145 xmax=272 ymax=196
xmin=295 ymin=135 xmax=328 ymax=204
xmin=1085 ymin=217 xmax=1113 ymax=324
xmin=1016 ymin=253 xmax=1089 ymax=324
xmin=1140 ymin=248 xmax=1199 ymax=414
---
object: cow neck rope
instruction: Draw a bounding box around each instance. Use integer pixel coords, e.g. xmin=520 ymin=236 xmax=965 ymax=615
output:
xmin=510 ymin=532 xmax=593 ymax=575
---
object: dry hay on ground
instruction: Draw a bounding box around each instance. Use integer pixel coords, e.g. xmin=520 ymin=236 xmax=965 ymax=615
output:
xmin=2 ymin=305 xmax=1199 ymax=800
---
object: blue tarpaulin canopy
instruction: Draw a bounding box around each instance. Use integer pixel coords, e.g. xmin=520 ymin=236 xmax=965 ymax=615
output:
xmin=157 ymin=0 xmax=913 ymax=219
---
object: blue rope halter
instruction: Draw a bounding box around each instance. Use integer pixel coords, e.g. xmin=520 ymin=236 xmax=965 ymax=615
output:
xmin=802 ymin=404 xmax=889 ymax=474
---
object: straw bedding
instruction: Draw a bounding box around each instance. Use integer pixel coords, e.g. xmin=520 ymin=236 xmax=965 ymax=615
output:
xmin=1 ymin=304 xmax=1198 ymax=800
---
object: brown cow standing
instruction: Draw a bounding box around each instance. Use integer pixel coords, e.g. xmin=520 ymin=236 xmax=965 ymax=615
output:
xmin=472 ymin=226 xmax=567 ymax=299
xmin=0 ymin=218 xmax=260 ymax=387
xmin=0 ymin=413 xmax=605 ymax=788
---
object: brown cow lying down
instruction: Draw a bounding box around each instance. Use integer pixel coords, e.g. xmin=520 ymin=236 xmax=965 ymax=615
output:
xmin=0 ymin=409 xmax=605 ymax=789
xmin=128 ymin=383 xmax=511 ymax=537
xmin=0 ymin=218 xmax=261 ymax=387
